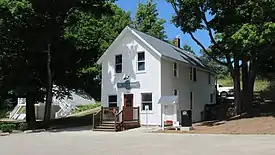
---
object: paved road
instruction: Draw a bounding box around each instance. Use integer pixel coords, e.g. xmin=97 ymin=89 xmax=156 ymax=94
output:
xmin=1 ymin=129 xmax=275 ymax=155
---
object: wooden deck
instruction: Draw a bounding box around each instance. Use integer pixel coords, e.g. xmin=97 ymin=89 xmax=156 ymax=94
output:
xmin=93 ymin=107 xmax=140 ymax=132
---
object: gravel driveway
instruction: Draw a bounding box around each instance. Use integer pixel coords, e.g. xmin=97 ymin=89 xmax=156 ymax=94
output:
xmin=1 ymin=129 xmax=275 ymax=155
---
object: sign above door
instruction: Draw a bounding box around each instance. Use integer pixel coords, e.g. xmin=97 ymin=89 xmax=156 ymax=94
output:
xmin=117 ymin=80 xmax=140 ymax=90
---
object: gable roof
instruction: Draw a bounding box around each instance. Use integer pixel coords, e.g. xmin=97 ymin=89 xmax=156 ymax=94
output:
xmin=97 ymin=26 xmax=214 ymax=73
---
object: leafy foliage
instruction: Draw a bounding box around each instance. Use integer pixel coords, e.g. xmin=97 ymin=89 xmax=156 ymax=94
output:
xmin=134 ymin=0 xmax=167 ymax=40
xmin=0 ymin=123 xmax=17 ymax=133
xmin=183 ymin=44 xmax=195 ymax=54
xmin=168 ymin=0 xmax=275 ymax=112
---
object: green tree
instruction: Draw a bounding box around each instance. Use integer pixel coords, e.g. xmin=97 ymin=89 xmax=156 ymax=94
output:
xmin=134 ymin=0 xmax=167 ymax=40
xmin=168 ymin=0 xmax=275 ymax=113
xmin=64 ymin=4 xmax=132 ymax=100
xmin=199 ymin=50 xmax=228 ymax=78
xmin=0 ymin=0 xmax=113 ymax=127
xmin=183 ymin=44 xmax=195 ymax=54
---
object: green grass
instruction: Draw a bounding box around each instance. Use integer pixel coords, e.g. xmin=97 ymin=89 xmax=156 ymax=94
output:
xmin=218 ymin=77 xmax=270 ymax=92
xmin=72 ymin=102 xmax=101 ymax=114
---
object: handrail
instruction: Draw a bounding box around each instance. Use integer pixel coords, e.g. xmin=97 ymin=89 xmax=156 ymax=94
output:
xmin=115 ymin=109 xmax=123 ymax=131
xmin=92 ymin=108 xmax=102 ymax=129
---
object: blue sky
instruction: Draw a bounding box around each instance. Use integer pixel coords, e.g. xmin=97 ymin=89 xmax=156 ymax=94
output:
xmin=115 ymin=0 xmax=211 ymax=55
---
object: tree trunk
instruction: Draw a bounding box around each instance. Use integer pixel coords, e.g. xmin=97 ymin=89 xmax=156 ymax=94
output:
xmin=44 ymin=44 xmax=53 ymax=124
xmin=233 ymin=62 xmax=242 ymax=115
xmin=242 ymin=61 xmax=256 ymax=112
xmin=26 ymin=91 xmax=36 ymax=129
xmin=242 ymin=61 xmax=249 ymax=112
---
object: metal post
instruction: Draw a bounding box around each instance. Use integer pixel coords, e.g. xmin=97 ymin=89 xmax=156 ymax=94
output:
xmin=145 ymin=105 xmax=149 ymax=131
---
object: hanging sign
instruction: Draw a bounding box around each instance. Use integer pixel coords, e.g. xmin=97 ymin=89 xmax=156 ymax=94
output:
xmin=117 ymin=80 xmax=140 ymax=90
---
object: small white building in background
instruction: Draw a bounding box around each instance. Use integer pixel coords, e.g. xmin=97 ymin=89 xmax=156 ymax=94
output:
xmin=97 ymin=26 xmax=216 ymax=126
xmin=9 ymin=89 xmax=96 ymax=120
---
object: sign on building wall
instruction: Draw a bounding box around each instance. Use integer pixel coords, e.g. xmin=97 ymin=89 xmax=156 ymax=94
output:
xmin=117 ymin=80 xmax=140 ymax=90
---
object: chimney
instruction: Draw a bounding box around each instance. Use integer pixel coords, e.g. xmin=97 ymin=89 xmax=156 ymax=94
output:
xmin=172 ymin=36 xmax=180 ymax=48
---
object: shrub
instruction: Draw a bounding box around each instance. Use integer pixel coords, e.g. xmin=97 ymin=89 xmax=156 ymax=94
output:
xmin=0 ymin=123 xmax=17 ymax=133
xmin=17 ymin=123 xmax=28 ymax=131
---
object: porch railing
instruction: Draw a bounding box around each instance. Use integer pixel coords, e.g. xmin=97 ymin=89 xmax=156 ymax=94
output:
xmin=93 ymin=106 xmax=140 ymax=131
xmin=92 ymin=107 xmax=102 ymax=129
xmin=115 ymin=110 xmax=124 ymax=131
xmin=102 ymin=107 xmax=118 ymax=121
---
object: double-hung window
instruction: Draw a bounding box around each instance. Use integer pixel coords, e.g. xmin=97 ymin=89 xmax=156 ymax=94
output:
xmin=108 ymin=95 xmax=117 ymax=107
xmin=189 ymin=67 xmax=193 ymax=81
xmin=208 ymin=72 xmax=211 ymax=84
xmin=173 ymin=63 xmax=178 ymax=77
xmin=137 ymin=52 xmax=145 ymax=71
xmin=115 ymin=55 xmax=122 ymax=73
xmin=189 ymin=67 xmax=197 ymax=81
xmin=193 ymin=68 xmax=197 ymax=81
xmin=141 ymin=93 xmax=152 ymax=111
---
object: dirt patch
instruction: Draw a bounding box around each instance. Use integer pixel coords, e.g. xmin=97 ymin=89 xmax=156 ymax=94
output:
xmin=156 ymin=116 xmax=275 ymax=134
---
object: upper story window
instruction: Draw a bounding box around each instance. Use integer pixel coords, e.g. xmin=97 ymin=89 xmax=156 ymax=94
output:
xmin=208 ymin=72 xmax=211 ymax=84
xmin=173 ymin=63 xmax=178 ymax=77
xmin=115 ymin=55 xmax=122 ymax=73
xmin=193 ymin=68 xmax=197 ymax=81
xmin=189 ymin=67 xmax=197 ymax=81
xmin=189 ymin=67 xmax=193 ymax=81
xmin=137 ymin=52 xmax=145 ymax=71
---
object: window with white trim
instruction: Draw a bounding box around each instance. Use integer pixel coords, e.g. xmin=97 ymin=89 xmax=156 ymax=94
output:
xmin=193 ymin=68 xmax=197 ymax=81
xmin=189 ymin=67 xmax=193 ymax=81
xmin=141 ymin=93 xmax=152 ymax=111
xmin=189 ymin=67 xmax=197 ymax=81
xmin=173 ymin=62 xmax=178 ymax=77
xmin=115 ymin=55 xmax=122 ymax=73
xmin=108 ymin=95 xmax=117 ymax=107
xmin=137 ymin=52 xmax=145 ymax=71
xmin=208 ymin=72 xmax=211 ymax=84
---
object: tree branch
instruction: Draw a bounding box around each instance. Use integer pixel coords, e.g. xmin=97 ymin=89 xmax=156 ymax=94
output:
xmin=188 ymin=32 xmax=227 ymax=66
xmin=200 ymin=11 xmax=225 ymax=53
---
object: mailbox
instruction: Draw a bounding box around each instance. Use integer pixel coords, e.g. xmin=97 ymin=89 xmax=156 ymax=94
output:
xmin=181 ymin=110 xmax=192 ymax=127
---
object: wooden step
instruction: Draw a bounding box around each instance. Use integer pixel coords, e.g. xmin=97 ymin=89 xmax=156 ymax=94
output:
xmin=93 ymin=128 xmax=116 ymax=132
xmin=96 ymin=125 xmax=115 ymax=129
xmin=102 ymin=121 xmax=115 ymax=124
xmin=100 ymin=123 xmax=115 ymax=127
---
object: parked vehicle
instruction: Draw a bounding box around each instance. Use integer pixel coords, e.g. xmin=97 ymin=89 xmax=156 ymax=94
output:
xmin=216 ymin=84 xmax=234 ymax=97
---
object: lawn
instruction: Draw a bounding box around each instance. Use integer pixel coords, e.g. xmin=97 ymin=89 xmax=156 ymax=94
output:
xmin=72 ymin=102 xmax=101 ymax=114
xmin=218 ymin=77 xmax=270 ymax=92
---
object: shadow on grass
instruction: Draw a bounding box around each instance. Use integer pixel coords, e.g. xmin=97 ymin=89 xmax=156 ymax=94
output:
xmin=34 ymin=113 xmax=95 ymax=133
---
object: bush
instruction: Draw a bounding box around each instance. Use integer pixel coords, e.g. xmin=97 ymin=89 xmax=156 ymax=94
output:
xmin=17 ymin=123 xmax=28 ymax=131
xmin=0 ymin=123 xmax=17 ymax=133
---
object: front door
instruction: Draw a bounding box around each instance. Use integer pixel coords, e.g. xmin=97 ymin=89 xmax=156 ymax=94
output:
xmin=124 ymin=94 xmax=133 ymax=121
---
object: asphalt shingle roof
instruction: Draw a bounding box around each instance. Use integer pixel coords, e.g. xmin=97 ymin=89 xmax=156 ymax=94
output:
xmin=129 ymin=26 xmax=213 ymax=72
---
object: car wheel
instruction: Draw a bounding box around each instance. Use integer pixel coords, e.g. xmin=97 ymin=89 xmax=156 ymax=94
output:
xmin=220 ymin=91 xmax=228 ymax=98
